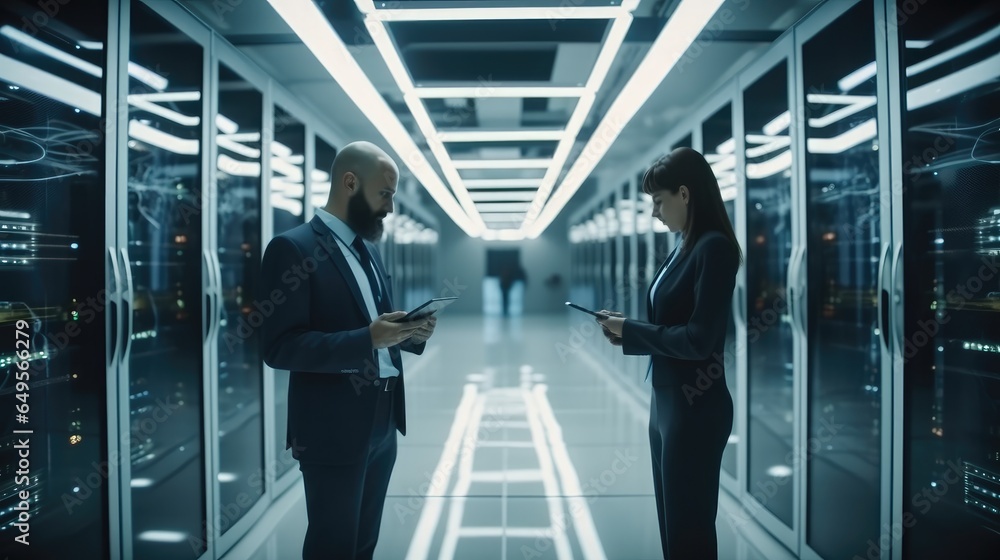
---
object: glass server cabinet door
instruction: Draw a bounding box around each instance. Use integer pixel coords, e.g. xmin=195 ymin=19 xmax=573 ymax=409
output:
xmin=800 ymin=2 xmax=883 ymax=557
xmin=744 ymin=58 xmax=795 ymax=528
xmin=0 ymin=1 xmax=110 ymax=557
xmin=126 ymin=4 xmax=207 ymax=557
xmin=899 ymin=1 xmax=1000 ymax=557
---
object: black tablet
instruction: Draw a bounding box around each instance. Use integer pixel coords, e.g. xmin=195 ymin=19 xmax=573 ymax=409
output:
xmin=565 ymin=301 xmax=608 ymax=319
xmin=399 ymin=297 xmax=458 ymax=321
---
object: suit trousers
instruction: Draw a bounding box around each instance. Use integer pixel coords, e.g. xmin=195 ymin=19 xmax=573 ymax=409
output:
xmin=648 ymin=382 xmax=733 ymax=559
xmin=299 ymin=384 xmax=397 ymax=560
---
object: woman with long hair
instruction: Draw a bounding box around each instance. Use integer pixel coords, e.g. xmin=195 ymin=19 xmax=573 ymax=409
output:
xmin=597 ymin=147 xmax=743 ymax=559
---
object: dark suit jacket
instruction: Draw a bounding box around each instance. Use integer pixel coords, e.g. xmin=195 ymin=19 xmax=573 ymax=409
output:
xmin=621 ymin=231 xmax=738 ymax=387
xmin=260 ymin=216 xmax=425 ymax=465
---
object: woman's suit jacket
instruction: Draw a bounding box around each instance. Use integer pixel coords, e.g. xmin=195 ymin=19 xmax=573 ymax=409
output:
xmin=621 ymin=230 xmax=739 ymax=388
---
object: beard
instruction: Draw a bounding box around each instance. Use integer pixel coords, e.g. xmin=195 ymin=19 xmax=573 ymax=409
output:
xmin=346 ymin=191 xmax=386 ymax=242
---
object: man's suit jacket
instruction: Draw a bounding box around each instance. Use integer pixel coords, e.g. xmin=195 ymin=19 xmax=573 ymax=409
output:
xmin=621 ymin=230 xmax=738 ymax=387
xmin=260 ymin=215 xmax=425 ymax=465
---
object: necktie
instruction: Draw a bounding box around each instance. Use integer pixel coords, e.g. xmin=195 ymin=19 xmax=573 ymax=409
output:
xmin=351 ymin=236 xmax=388 ymax=313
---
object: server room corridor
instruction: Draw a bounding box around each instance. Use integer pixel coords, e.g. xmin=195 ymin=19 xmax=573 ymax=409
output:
xmin=222 ymin=315 xmax=791 ymax=560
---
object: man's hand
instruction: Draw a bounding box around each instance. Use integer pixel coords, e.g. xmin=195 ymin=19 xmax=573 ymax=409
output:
xmin=408 ymin=315 xmax=437 ymax=345
xmin=370 ymin=311 xmax=428 ymax=349
xmin=596 ymin=310 xmax=625 ymax=340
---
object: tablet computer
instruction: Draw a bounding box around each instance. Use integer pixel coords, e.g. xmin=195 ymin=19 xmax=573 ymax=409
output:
xmin=399 ymin=297 xmax=458 ymax=321
xmin=565 ymin=301 xmax=608 ymax=319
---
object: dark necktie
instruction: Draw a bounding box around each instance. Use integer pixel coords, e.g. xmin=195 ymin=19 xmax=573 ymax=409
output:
xmin=351 ymin=236 xmax=388 ymax=314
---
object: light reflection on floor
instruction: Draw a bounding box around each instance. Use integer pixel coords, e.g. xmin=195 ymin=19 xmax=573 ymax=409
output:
xmin=223 ymin=315 xmax=795 ymax=560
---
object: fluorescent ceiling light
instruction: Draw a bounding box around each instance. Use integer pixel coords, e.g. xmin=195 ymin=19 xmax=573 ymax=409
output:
xmin=523 ymin=15 xmax=630 ymax=225
xmin=524 ymin=0 xmax=726 ymax=238
xmin=216 ymin=114 xmax=239 ymax=134
xmin=908 ymin=50 xmax=1000 ymax=110
xmin=217 ymin=134 xmax=261 ymax=159
xmin=128 ymin=119 xmax=199 ymax=155
xmin=137 ymin=531 xmax=188 ymax=543
xmin=806 ymin=94 xmax=876 ymax=128
xmin=745 ymin=135 xmax=790 ymax=158
xmin=266 ymin=0 xmax=479 ymax=236
xmin=128 ymin=61 xmax=169 ymax=91
xmin=130 ymin=478 xmax=154 ymax=488
xmin=128 ymin=94 xmax=200 ymax=126
xmin=77 ymin=40 xmax=103 ymax=50
xmin=476 ymin=202 xmax=532 ymax=213
xmin=469 ymin=191 xmax=537 ymax=202
xmin=905 ymin=40 xmax=933 ymax=49
xmin=907 ymin=26 xmax=999 ymax=77
xmin=716 ymin=137 xmax=735 ymax=155
xmin=762 ymin=111 xmax=791 ymax=136
xmin=747 ymin=149 xmax=792 ymax=179
xmin=806 ymin=118 xmax=877 ymax=154
xmin=0 ymin=53 xmax=101 ymax=116
xmin=453 ymin=159 xmax=552 ymax=169
xmin=0 ymin=25 xmax=102 ymax=77
xmin=481 ymin=229 xmax=526 ymax=241
xmin=437 ymin=130 xmax=565 ymax=142
xmin=464 ymin=179 xmax=543 ymax=189
xmin=838 ymin=61 xmax=875 ymax=92
xmin=480 ymin=212 xmax=526 ymax=221
xmin=364 ymin=6 xmax=628 ymax=22
xmin=218 ymin=154 xmax=261 ymax=177
xmin=130 ymin=91 xmax=200 ymax=103
xmin=412 ymin=86 xmax=587 ymax=98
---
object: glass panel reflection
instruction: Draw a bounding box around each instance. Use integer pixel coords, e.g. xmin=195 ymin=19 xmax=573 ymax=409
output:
xmin=744 ymin=60 xmax=795 ymax=526
xmin=312 ymin=136 xmax=336 ymax=215
xmin=703 ymin=104 xmax=738 ymax=478
xmin=801 ymin=3 xmax=882 ymax=556
xmin=127 ymin=4 xmax=206 ymax=557
xmin=901 ymin=1 xmax=1000 ymax=557
xmin=216 ymin=62 xmax=264 ymax=533
xmin=270 ymin=105 xmax=304 ymax=480
xmin=0 ymin=1 xmax=109 ymax=557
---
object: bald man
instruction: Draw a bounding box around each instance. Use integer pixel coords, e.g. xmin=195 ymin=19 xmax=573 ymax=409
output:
xmin=261 ymin=141 xmax=436 ymax=559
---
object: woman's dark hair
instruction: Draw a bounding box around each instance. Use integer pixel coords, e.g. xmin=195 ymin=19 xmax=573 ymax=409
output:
xmin=641 ymin=147 xmax=743 ymax=265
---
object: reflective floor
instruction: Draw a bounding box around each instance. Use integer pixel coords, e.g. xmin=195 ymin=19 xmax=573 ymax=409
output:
xmin=224 ymin=315 xmax=795 ymax=560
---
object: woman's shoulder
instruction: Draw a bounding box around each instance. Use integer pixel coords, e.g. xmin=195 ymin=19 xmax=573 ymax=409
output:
xmin=690 ymin=231 xmax=739 ymax=262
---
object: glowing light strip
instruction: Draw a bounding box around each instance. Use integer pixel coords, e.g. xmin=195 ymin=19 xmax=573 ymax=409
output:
xmin=218 ymin=153 xmax=261 ymax=177
xmin=0 ymin=26 xmax=102 ymax=77
xmin=266 ymin=0 xmax=479 ymax=236
xmin=128 ymin=119 xmax=199 ymax=154
xmin=437 ymin=129 xmax=566 ymax=142
xmin=746 ymin=149 xmax=792 ymax=179
xmin=523 ymin=387 xmax=574 ymax=560
xmin=453 ymin=159 xmax=553 ymax=169
xmin=128 ymin=61 xmax=169 ymax=91
xmin=437 ymin=395 xmax=486 ymax=560
xmin=364 ymin=6 xmax=627 ymax=21
xmin=412 ymin=86 xmax=587 ymax=98
xmin=837 ymin=61 xmax=875 ymax=92
xmin=469 ymin=191 xmax=538 ymax=202
xmin=806 ymin=118 xmax=877 ymax=154
xmin=128 ymin=95 xmax=200 ymax=126
xmin=464 ymin=179 xmax=544 ymax=188
xmin=523 ymin=15 xmax=631 ymax=225
xmin=0 ymin=53 xmax=102 ymax=116
xmin=906 ymin=26 xmax=1000 ymax=77
xmin=217 ymin=134 xmax=261 ymax=159
xmin=806 ymin=95 xmax=875 ymax=129
xmin=404 ymin=385 xmax=479 ymax=560
xmin=524 ymin=0 xmax=727 ymax=238
xmin=475 ymin=202 xmax=532 ymax=213
xmin=530 ymin=385 xmax=607 ymax=560
xmin=481 ymin=229 xmax=526 ymax=240
xmin=216 ymin=114 xmax=239 ymax=134
xmin=907 ymin=51 xmax=1000 ymax=111
xmin=745 ymin=135 xmax=790 ymax=158
xmin=762 ymin=111 xmax=790 ymax=136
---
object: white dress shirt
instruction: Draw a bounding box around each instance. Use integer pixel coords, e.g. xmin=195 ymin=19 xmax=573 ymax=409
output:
xmin=314 ymin=208 xmax=399 ymax=378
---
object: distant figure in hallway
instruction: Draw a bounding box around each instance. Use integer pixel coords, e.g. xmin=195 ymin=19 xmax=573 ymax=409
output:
xmin=596 ymin=147 xmax=742 ymax=559
xmin=498 ymin=263 xmax=526 ymax=316
xmin=260 ymin=141 xmax=437 ymax=559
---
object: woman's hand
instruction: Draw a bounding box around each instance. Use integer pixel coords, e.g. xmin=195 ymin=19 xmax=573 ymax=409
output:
xmin=596 ymin=310 xmax=625 ymax=339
